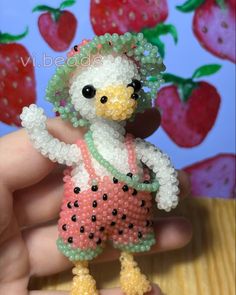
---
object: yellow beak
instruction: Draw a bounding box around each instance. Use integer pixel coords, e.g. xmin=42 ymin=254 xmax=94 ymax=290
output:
xmin=95 ymin=85 xmax=137 ymax=121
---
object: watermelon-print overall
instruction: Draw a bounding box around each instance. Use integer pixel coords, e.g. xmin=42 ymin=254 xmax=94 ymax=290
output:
xmin=57 ymin=136 xmax=155 ymax=261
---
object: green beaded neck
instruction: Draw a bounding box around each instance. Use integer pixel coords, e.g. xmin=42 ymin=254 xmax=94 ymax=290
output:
xmin=84 ymin=131 xmax=159 ymax=192
xmin=46 ymin=32 xmax=165 ymax=128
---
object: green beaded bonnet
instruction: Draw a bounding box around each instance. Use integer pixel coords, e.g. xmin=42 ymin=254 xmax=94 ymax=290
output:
xmin=46 ymin=32 xmax=165 ymax=128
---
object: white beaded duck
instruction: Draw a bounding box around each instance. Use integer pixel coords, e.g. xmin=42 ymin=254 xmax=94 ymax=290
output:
xmin=20 ymin=33 xmax=179 ymax=295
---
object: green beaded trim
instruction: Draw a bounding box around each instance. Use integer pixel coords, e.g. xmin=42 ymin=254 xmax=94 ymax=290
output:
xmin=84 ymin=131 xmax=159 ymax=192
xmin=45 ymin=32 xmax=165 ymax=127
xmin=57 ymin=238 xmax=103 ymax=261
xmin=113 ymin=232 xmax=155 ymax=253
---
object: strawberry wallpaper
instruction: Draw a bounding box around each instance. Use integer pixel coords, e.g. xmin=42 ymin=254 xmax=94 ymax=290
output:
xmin=0 ymin=0 xmax=235 ymax=198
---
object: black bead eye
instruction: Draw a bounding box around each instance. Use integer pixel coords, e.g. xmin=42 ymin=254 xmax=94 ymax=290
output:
xmin=131 ymin=93 xmax=139 ymax=100
xmin=100 ymin=96 xmax=108 ymax=104
xmin=82 ymin=85 xmax=96 ymax=99
xmin=127 ymin=79 xmax=142 ymax=92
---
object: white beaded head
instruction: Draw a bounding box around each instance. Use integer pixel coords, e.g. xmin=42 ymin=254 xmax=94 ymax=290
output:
xmin=46 ymin=33 xmax=165 ymax=127
xmin=69 ymin=54 xmax=141 ymax=122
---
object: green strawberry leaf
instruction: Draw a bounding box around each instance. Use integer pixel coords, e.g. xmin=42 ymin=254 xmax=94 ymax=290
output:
xmin=142 ymin=23 xmax=178 ymax=58
xmin=158 ymin=24 xmax=178 ymax=44
xmin=216 ymin=0 xmax=226 ymax=9
xmin=0 ymin=27 xmax=29 ymax=44
xmin=153 ymin=37 xmax=165 ymax=58
xmin=59 ymin=0 xmax=76 ymax=10
xmin=178 ymin=81 xmax=198 ymax=102
xmin=192 ymin=64 xmax=222 ymax=79
xmin=176 ymin=0 xmax=205 ymax=12
xmin=162 ymin=73 xmax=198 ymax=102
xmin=32 ymin=5 xmax=58 ymax=13
xmin=33 ymin=5 xmax=62 ymax=22
xmin=162 ymin=73 xmax=186 ymax=84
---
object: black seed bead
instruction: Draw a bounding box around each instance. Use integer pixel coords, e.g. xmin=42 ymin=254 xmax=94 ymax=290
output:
xmin=71 ymin=215 xmax=77 ymax=222
xmin=103 ymin=194 xmax=108 ymax=201
xmin=92 ymin=200 xmax=97 ymax=208
xmin=89 ymin=233 xmax=94 ymax=239
xmin=126 ymin=172 xmax=133 ymax=178
xmin=113 ymin=177 xmax=118 ymax=184
xmin=128 ymin=223 xmax=134 ymax=229
xmin=128 ymin=79 xmax=142 ymax=92
xmin=74 ymin=200 xmax=79 ymax=207
xmin=74 ymin=187 xmax=80 ymax=194
xmin=122 ymin=185 xmax=129 ymax=192
xmin=91 ymin=215 xmax=97 ymax=222
xmin=62 ymin=224 xmax=67 ymax=231
xmin=131 ymin=93 xmax=139 ymax=100
xmin=91 ymin=185 xmax=98 ymax=191
xmin=141 ymin=200 xmax=146 ymax=207
xmin=82 ymin=85 xmax=96 ymax=99
xmin=143 ymin=180 xmax=150 ymax=184
xmin=110 ymin=221 xmax=116 ymax=226
xmin=68 ymin=237 xmax=73 ymax=243
xmin=99 ymin=226 xmax=105 ymax=232
xmin=112 ymin=209 xmax=118 ymax=216
xmin=118 ymin=230 xmax=123 ymax=235
xmin=132 ymin=189 xmax=138 ymax=196
xmin=146 ymin=220 xmax=150 ymax=227
xmin=74 ymin=45 xmax=78 ymax=51
xmin=100 ymin=96 xmax=108 ymax=104
xmin=138 ymin=231 xmax=143 ymax=239
xmin=80 ymin=226 xmax=85 ymax=233
xmin=67 ymin=202 xmax=72 ymax=209
xmin=121 ymin=214 xmax=127 ymax=220
xmin=96 ymin=238 xmax=102 ymax=245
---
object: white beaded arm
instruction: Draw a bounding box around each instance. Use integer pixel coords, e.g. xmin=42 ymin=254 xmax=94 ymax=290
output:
xmin=20 ymin=104 xmax=81 ymax=166
xmin=135 ymin=138 xmax=179 ymax=212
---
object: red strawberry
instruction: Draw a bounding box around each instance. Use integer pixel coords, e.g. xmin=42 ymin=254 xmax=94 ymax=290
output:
xmin=177 ymin=0 xmax=235 ymax=63
xmin=90 ymin=0 xmax=168 ymax=35
xmin=156 ymin=64 xmax=221 ymax=147
xmin=33 ymin=0 xmax=77 ymax=52
xmin=0 ymin=28 xmax=36 ymax=127
xmin=183 ymin=154 xmax=236 ymax=198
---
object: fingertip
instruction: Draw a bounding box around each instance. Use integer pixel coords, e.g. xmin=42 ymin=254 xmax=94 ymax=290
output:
xmin=154 ymin=217 xmax=193 ymax=252
xmin=147 ymin=283 xmax=163 ymax=295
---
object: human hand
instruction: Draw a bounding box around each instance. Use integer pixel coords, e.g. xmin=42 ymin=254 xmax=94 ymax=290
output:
xmin=0 ymin=109 xmax=192 ymax=295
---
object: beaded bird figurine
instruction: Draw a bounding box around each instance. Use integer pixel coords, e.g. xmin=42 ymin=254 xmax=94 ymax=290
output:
xmin=20 ymin=32 xmax=179 ymax=295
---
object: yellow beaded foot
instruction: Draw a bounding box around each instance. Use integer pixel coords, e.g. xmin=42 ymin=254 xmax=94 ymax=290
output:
xmin=120 ymin=252 xmax=152 ymax=295
xmin=71 ymin=261 xmax=99 ymax=295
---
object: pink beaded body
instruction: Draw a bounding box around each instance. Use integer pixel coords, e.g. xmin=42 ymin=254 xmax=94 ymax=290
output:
xmin=58 ymin=135 xmax=154 ymax=252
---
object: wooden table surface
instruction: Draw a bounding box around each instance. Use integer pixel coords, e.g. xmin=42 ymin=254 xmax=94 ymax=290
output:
xmin=31 ymin=198 xmax=236 ymax=295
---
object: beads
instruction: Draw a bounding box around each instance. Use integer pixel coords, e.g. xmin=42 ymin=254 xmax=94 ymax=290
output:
xmin=58 ymin=169 xmax=154 ymax=256
xmin=71 ymin=260 xmax=99 ymax=295
xmin=46 ymin=32 xmax=165 ymax=126
xmin=85 ymin=131 xmax=160 ymax=192
xmin=70 ymin=54 xmax=140 ymax=122
xmin=125 ymin=134 xmax=138 ymax=175
xmin=120 ymin=252 xmax=151 ymax=295
xmin=95 ymin=84 xmax=137 ymax=121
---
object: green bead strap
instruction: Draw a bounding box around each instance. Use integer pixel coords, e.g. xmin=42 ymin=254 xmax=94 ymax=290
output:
xmin=85 ymin=131 xmax=159 ymax=192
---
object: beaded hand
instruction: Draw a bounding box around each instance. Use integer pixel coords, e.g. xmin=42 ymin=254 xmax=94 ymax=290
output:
xmin=20 ymin=32 xmax=179 ymax=295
